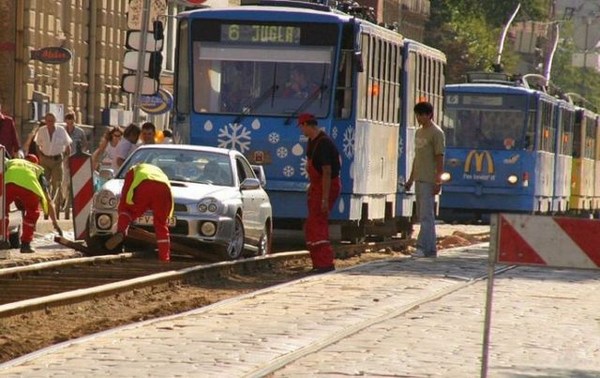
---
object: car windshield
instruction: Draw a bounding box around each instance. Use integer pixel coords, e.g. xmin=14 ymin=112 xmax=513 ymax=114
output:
xmin=119 ymin=148 xmax=234 ymax=186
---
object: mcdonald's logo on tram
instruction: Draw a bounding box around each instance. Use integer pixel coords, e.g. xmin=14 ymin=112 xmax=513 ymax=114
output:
xmin=464 ymin=150 xmax=495 ymax=180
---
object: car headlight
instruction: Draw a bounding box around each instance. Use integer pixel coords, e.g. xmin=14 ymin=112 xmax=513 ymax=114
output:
xmin=95 ymin=214 xmax=113 ymax=230
xmin=197 ymin=198 xmax=222 ymax=213
xmin=199 ymin=221 xmax=217 ymax=236
xmin=507 ymin=174 xmax=518 ymax=184
xmin=440 ymin=172 xmax=451 ymax=182
xmin=94 ymin=190 xmax=118 ymax=209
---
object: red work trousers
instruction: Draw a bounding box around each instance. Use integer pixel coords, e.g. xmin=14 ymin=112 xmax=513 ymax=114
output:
xmin=305 ymin=165 xmax=341 ymax=269
xmin=5 ymin=183 xmax=41 ymax=243
xmin=117 ymin=181 xmax=171 ymax=261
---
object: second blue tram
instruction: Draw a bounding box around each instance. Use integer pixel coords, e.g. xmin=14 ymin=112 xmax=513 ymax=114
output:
xmin=440 ymin=73 xmax=576 ymax=222
xmin=172 ymin=1 xmax=445 ymax=240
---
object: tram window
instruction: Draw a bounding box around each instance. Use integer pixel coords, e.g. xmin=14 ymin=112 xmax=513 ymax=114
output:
xmin=193 ymin=42 xmax=334 ymax=117
xmin=572 ymin=111 xmax=583 ymax=158
xmin=445 ymin=108 xmax=525 ymax=149
xmin=525 ymin=111 xmax=535 ymax=151
xmin=585 ymin=115 xmax=595 ymax=159
xmin=335 ymin=50 xmax=353 ymax=119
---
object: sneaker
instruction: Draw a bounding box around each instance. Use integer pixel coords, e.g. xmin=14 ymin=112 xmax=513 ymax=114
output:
xmin=20 ymin=243 xmax=36 ymax=254
xmin=412 ymin=249 xmax=436 ymax=258
xmin=105 ymin=232 xmax=125 ymax=250
xmin=0 ymin=240 xmax=11 ymax=250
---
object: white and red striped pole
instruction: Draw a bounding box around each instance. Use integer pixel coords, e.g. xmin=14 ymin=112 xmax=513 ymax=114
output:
xmin=69 ymin=149 xmax=94 ymax=240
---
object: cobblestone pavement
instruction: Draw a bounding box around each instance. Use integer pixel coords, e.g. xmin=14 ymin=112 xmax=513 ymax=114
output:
xmin=1 ymin=242 xmax=599 ymax=377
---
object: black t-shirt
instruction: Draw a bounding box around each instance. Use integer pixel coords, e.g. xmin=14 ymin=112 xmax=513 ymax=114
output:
xmin=307 ymin=132 xmax=340 ymax=178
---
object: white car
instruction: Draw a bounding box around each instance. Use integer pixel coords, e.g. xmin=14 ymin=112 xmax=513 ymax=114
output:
xmin=87 ymin=144 xmax=273 ymax=260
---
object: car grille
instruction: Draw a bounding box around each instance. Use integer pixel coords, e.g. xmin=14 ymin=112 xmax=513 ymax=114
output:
xmin=174 ymin=203 xmax=187 ymax=212
xmin=137 ymin=220 xmax=189 ymax=235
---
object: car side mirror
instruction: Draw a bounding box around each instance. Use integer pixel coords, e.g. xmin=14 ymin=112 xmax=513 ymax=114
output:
xmin=240 ymin=178 xmax=261 ymax=190
xmin=251 ymin=165 xmax=267 ymax=187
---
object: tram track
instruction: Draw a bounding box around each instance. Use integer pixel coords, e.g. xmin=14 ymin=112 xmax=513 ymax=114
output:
xmin=248 ymin=261 xmax=516 ymax=378
xmin=0 ymin=237 xmax=412 ymax=319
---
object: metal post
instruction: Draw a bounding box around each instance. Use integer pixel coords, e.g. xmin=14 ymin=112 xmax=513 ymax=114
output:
xmin=480 ymin=214 xmax=499 ymax=378
xmin=133 ymin=0 xmax=152 ymax=124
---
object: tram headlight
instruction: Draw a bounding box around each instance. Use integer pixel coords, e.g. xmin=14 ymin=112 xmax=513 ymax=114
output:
xmin=507 ymin=174 xmax=519 ymax=185
xmin=440 ymin=172 xmax=451 ymax=182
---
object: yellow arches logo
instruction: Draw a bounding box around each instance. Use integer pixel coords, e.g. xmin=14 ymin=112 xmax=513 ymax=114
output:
xmin=464 ymin=150 xmax=494 ymax=174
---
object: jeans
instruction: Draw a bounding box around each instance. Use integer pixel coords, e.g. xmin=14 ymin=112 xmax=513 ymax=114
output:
xmin=415 ymin=181 xmax=437 ymax=255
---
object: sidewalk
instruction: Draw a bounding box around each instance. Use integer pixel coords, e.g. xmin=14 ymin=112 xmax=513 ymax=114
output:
xmin=1 ymin=243 xmax=599 ymax=377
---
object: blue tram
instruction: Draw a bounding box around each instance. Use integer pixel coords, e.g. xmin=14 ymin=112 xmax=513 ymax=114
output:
xmin=439 ymin=72 xmax=577 ymax=222
xmin=172 ymin=0 xmax=445 ymax=240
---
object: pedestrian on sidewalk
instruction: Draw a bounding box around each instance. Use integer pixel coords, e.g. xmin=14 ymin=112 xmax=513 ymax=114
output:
xmin=114 ymin=123 xmax=141 ymax=169
xmin=298 ymin=113 xmax=341 ymax=273
xmin=105 ymin=163 xmax=173 ymax=262
xmin=2 ymin=155 xmax=62 ymax=253
xmin=140 ymin=122 xmax=157 ymax=145
xmin=0 ymin=103 xmax=22 ymax=158
xmin=34 ymin=112 xmax=72 ymax=212
xmin=405 ymin=101 xmax=445 ymax=258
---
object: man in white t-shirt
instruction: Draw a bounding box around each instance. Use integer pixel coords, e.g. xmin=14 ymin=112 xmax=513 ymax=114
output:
xmin=34 ymin=112 xmax=72 ymax=210
xmin=115 ymin=123 xmax=141 ymax=171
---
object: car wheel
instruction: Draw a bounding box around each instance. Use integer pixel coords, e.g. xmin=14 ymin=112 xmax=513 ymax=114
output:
xmin=224 ymin=215 xmax=245 ymax=260
xmin=257 ymin=222 xmax=272 ymax=256
xmin=85 ymin=234 xmax=112 ymax=255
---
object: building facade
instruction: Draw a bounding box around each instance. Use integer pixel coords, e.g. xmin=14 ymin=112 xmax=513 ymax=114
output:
xmin=0 ymin=0 xmax=134 ymax=141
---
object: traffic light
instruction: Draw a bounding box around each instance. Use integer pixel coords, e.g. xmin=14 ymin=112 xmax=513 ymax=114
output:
xmin=153 ymin=20 xmax=164 ymax=41
xmin=148 ymin=52 xmax=163 ymax=80
xmin=148 ymin=21 xmax=164 ymax=80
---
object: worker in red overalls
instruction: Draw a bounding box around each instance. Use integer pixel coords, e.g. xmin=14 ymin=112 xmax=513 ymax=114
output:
xmin=298 ymin=113 xmax=341 ymax=273
xmin=105 ymin=163 xmax=173 ymax=262
xmin=2 ymin=154 xmax=62 ymax=253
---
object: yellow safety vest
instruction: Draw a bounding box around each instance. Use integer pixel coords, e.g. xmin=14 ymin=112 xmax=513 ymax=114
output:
xmin=125 ymin=163 xmax=173 ymax=216
xmin=5 ymin=159 xmax=49 ymax=214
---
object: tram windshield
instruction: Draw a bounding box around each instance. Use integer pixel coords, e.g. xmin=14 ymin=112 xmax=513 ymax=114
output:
xmin=443 ymin=108 xmax=526 ymax=150
xmin=190 ymin=21 xmax=336 ymax=117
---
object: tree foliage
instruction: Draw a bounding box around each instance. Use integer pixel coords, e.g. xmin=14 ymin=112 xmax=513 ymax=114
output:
xmin=425 ymin=0 xmax=600 ymax=108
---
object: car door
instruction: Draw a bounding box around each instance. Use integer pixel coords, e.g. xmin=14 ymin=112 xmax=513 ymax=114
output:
xmin=235 ymin=156 xmax=262 ymax=241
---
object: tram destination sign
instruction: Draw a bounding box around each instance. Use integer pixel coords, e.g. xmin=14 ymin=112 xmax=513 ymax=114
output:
xmin=221 ymin=24 xmax=300 ymax=45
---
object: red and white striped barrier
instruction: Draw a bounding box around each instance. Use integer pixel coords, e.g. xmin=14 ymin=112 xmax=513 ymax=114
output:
xmin=492 ymin=213 xmax=600 ymax=269
xmin=69 ymin=151 xmax=94 ymax=240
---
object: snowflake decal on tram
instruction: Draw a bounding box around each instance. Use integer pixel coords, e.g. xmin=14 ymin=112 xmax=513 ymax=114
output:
xmin=343 ymin=127 xmax=355 ymax=159
xmin=218 ymin=123 xmax=252 ymax=152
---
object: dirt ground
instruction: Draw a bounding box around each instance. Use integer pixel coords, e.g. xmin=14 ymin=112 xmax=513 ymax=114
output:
xmin=0 ymin=228 xmax=488 ymax=364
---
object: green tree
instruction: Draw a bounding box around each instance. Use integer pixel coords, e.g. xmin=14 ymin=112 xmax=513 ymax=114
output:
xmin=426 ymin=0 xmax=550 ymax=83
xmin=551 ymin=36 xmax=600 ymax=109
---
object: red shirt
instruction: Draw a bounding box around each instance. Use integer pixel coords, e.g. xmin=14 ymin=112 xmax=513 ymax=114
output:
xmin=0 ymin=113 xmax=20 ymax=157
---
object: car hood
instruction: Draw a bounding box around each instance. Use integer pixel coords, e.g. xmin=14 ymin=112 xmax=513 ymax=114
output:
xmin=102 ymin=179 xmax=240 ymax=203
